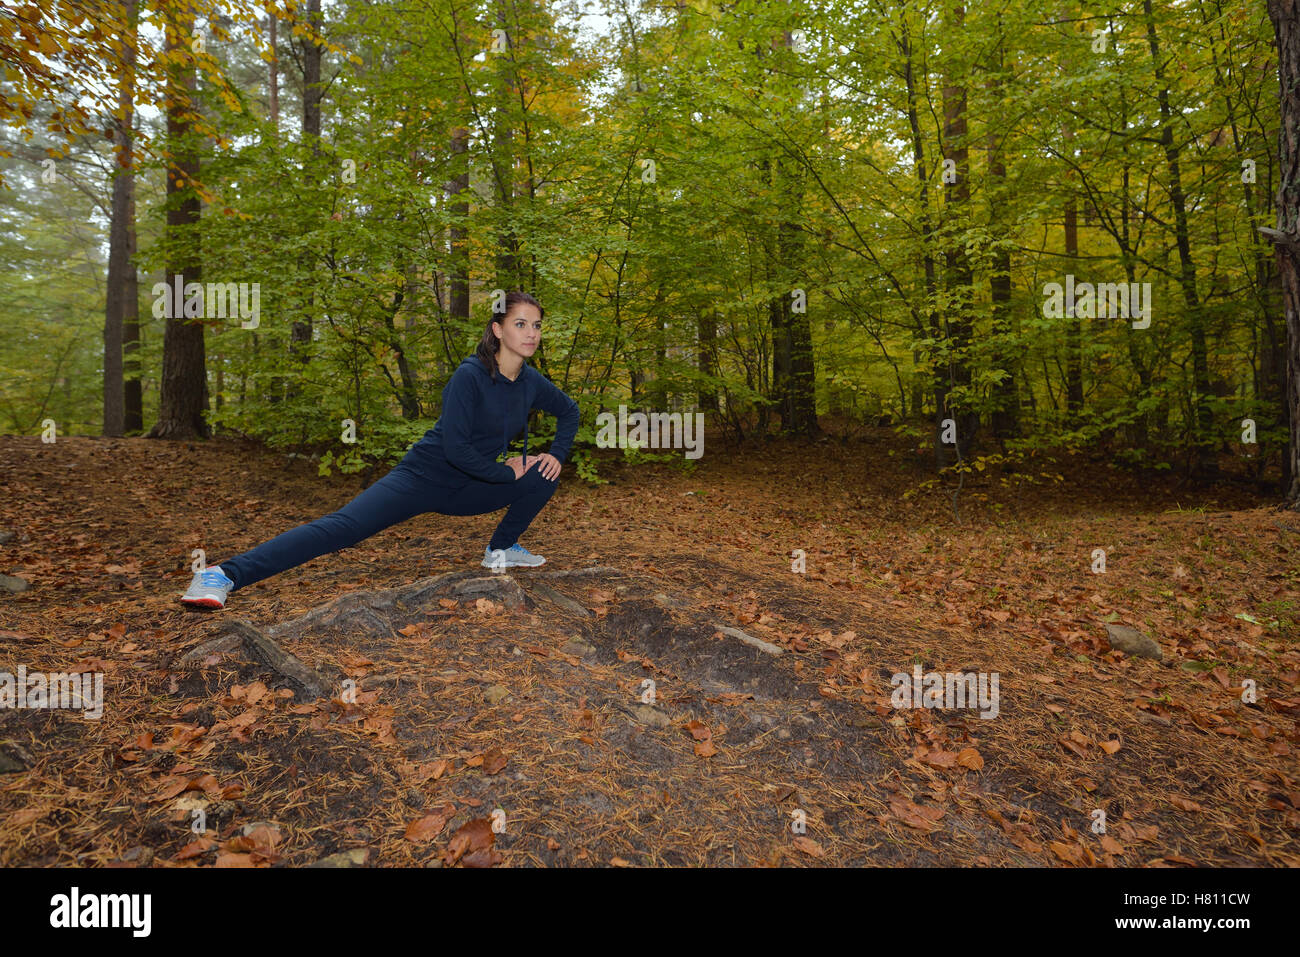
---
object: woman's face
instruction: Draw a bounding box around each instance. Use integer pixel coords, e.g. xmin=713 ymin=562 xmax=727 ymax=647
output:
xmin=493 ymin=303 xmax=541 ymax=359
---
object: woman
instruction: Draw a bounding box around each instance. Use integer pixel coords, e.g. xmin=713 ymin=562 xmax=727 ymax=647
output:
xmin=180 ymin=291 xmax=580 ymax=609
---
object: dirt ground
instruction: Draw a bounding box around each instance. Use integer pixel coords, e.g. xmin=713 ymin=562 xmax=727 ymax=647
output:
xmin=0 ymin=432 xmax=1296 ymax=867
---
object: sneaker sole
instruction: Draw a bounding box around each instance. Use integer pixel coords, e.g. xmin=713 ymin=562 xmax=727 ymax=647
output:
xmin=181 ymin=596 xmax=225 ymax=609
xmin=481 ymin=557 xmax=546 ymax=568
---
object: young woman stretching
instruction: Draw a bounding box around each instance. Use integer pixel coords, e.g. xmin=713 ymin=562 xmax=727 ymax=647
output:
xmin=180 ymin=291 xmax=580 ymax=609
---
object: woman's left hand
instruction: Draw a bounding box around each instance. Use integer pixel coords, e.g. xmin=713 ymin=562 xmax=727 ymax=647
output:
xmin=506 ymin=453 xmax=561 ymax=481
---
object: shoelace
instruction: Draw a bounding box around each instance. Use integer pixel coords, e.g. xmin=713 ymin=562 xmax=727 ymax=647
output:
xmin=199 ymin=569 xmax=229 ymax=587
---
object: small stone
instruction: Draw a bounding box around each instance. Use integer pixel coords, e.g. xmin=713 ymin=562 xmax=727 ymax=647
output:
xmin=629 ymin=704 xmax=672 ymax=728
xmin=1104 ymin=624 xmax=1163 ymax=660
xmin=776 ymin=728 xmax=792 ymax=740
xmin=241 ymin=821 xmax=282 ymax=839
xmin=0 ymin=574 xmax=29 ymax=594
xmin=307 ymin=848 xmax=368 ymax=868
xmin=560 ymin=638 xmax=595 ymax=657
xmin=484 ymin=684 xmax=512 ymax=705
xmin=119 ymin=846 xmax=154 ymax=865
xmin=0 ymin=743 xmax=29 ymax=774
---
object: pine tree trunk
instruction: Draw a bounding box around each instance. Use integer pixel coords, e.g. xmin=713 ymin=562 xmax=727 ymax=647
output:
xmin=1266 ymin=0 xmax=1300 ymax=506
xmin=149 ymin=2 xmax=208 ymax=440
xmin=103 ymin=0 xmax=137 ymax=437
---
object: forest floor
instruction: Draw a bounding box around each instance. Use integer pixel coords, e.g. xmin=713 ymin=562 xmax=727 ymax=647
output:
xmin=0 ymin=430 xmax=1297 ymax=868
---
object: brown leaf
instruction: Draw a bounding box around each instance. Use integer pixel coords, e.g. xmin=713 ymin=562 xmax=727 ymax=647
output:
xmin=792 ymin=836 xmax=823 ymax=857
xmin=1169 ymin=796 xmax=1203 ymax=812
xmin=694 ymin=739 xmax=718 ymax=758
xmin=956 ymin=747 xmax=984 ymax=770
xmin=1099 ymin=739 xmax=1121 ymax=754
xmin=242 ymin=823 xmax=281 ymax=855
xmin=444 ymin=818 xmax=495 ymax=865
xmin=921 ymin=749 xmax=958 ymax=769
xmin=8 ymin=806 xmax=48 ymax=827
xmin=214 ymin=852 xmax=257 ymax=868
xmin=175 ymin=838 xmax=215 ymax=861
xmin=153 ymin=776 xmax=193 ymax=801
xmin=1100 ymin=835 xmax=1125 ymax=855
xmin=405 ymin=804 xmax=455 ymax=843
xmin=684 ymin=719 xmax=712 ymax=741
xmin=460 ymin=848 xmax=502 ymax=868
xmin=400 ymin=760 xmax=448 ymax=784
xmin=482 ymin=748 xmax=507 ymax=775
xmin=1050 ymin=841 xmax=1084 ymax=865
xmin=888 ymin=799 xmax=944 ymax=832
xmin=1059 ymin=735 xmax=1089 ymax=759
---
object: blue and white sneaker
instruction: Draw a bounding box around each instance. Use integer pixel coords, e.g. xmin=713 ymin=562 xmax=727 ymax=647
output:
xmin=482 ymin=544 xmax=546 ymax=569
xmin=181 ymin=566 xmax=235 ymax=609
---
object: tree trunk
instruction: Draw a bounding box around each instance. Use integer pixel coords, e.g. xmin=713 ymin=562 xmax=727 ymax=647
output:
xmin=1266 ymin=0 xmax=1300 ymax=506
xmin=1144 ymin=0 xmax=1215 ymax=476
xmin=940 ymin=4 xmax=976 ymax=463
xmin=1063 ymin=126 xmax=1084 ymax=417
xmin=986 ymin=36 xmax=1018 ymax=442
xmin=103 ymin=0 xmax=137 ymax=438
xmin=267 ymin=9 xmax=279 ymax=133
xmin=289 ymin=0 xmax=323 ymax=390
xmin=149 ymin=2 xmax=208 ymax=440
xmin=698 ymin=308 xmax=719 ymax=413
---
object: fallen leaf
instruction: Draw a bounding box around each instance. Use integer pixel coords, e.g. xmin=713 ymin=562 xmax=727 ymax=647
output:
xmin=214 ymin=852 xmax=256 ymax=868
xmin=1050 ymin=841 xmax=1084 ymax=865
xmin=888 ymin=799 xmax=944 ymax=832
xmin=921 ymin=749 xmax=957 ymax=769
xmin=444 ymin=818 xmax=495 ymax=865
xmin=1170 ymin=796 xmax=1203 ymax=812
xmin=1099 ymin=739 xmax=1122 ymax=754
xmin=956 ymin=747 xmax=984 ymax=770
xmin=175 ymin=838 xmax=215 ymax=861
xmin=792 ymin=836 xmax=823 ymax=857
xmin=482 ymin=748 xmax=508 ymax=775
xmin=405 ymin=804 xmax=455 ymax=843
xmin=7 ymin=806 xmax=48 ymax=826
xmin=684 ymin=719 xmax=712 ymax=741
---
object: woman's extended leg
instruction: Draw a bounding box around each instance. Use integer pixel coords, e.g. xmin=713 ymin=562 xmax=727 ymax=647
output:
xmin=217 ymin=464 xmax=434 ymax=592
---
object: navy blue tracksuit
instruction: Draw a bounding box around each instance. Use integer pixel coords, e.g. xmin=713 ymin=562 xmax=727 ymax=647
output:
xmin=220 ymin=355 xmax=580 ymax=591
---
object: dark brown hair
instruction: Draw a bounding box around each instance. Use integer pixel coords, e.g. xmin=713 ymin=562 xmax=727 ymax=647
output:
xmin=475 ymin=291 xmax=544 ymax=381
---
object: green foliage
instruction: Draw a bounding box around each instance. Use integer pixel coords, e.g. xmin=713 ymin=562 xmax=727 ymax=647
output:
xmin=0 ymin=0 xmax=1286 ymax=492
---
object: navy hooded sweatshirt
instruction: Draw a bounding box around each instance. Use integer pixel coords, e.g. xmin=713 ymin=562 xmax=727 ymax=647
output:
xmin=406 ymin=354 xmax=581 ymax=485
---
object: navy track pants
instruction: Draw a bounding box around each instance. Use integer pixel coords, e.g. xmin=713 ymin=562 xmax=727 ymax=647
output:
xmin=218 ymin=459 xmax=558 ymax=592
